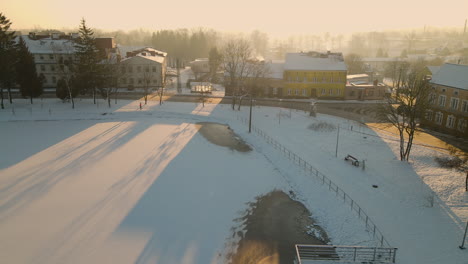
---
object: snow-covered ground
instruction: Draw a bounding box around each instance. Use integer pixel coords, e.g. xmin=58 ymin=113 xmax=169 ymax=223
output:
xmin=0 ymin=98 xmax=466 ymax=264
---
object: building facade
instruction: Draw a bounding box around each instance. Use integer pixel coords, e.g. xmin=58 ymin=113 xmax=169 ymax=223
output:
xmin=421 ymin=63 xmax=468 ymax=138
xmin=21 ymin=32 xmax=116 ymax=90
xmin=283 ymin=52 xmax=347 ymax=99
xmin=118 ymin=48 xmax=167 ymax=90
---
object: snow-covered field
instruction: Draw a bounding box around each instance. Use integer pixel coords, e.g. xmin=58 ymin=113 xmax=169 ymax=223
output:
xmin=0 ymin=98 xmax=467 ymax=264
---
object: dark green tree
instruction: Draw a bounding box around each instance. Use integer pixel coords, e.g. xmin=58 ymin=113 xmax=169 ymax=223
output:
xmin=74 ymin=18 xmax=100 ymax=103
xmin=15 ymin=36 xmax=43 ymax=103
xmin=0 ymin=13 xmax=17 ymax=108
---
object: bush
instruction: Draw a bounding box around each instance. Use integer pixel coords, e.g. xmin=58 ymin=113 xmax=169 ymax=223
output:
xmin=308 ymin=121 xmax=336 ymax=132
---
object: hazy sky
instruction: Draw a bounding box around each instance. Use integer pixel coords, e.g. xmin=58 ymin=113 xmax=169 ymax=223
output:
xmin=3 ymin=0 xmax=468 ymax=37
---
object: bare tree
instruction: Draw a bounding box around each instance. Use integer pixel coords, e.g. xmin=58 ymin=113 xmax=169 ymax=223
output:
xmin=99 ymin=58 xmax=120 ymax=108
xmin=52 ymin=42 xmax=76 ymax=108
xmin=376 ymin=61 xmax=431 ymax=161
xmin=142 ymin=66 xmax=152 ymax=105
xmin=222 ymin=38 xmax=252 ymax=110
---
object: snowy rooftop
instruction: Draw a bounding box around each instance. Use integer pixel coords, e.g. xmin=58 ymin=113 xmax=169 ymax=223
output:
xmin=266 ymin=61 xmax=284 ymax=79
xmin=18 ymin=35 xmax=76 ymax=54
xmin=362 ymin=57 xmax=402 ymax=62
xmin=426 ymin=65 xmax=441 ymax=75
xmin=347 ymin=74 xmax=369 ymax=79
xmin=121 ymin=54 xmax=165 ymax=64
xmin=284 ymin=53 xmax=347 ymax=71
xmin=430 ymin=63 xmax=468 ymax=90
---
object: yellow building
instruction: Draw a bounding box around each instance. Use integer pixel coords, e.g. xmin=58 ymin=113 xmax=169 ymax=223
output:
xmin=283 ymin=52 xmax=347 ymax=99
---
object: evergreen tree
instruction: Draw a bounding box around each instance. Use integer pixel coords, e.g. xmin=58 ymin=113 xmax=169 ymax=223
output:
xmin=74 ymin=18 xmax=100 ymax=103
xmin=15 ymin=36 xmax=43 ymax=103
xmin=0 ymin=13 xmax=17 ymax=108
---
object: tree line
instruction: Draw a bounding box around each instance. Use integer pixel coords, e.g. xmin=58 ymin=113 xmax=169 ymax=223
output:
xmin=0 ymin=13 xmax=119 ymax=108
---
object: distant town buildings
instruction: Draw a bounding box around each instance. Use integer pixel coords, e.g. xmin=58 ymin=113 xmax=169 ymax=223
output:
xmin=421 ymin=63 xmax=468 ymax=137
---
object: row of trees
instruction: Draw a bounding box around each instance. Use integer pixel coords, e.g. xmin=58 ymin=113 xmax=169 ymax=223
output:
xmin=0 ymin=13 xmax=44 ymax=108
xmin=0 ymin=13 xmax=121 ymax=109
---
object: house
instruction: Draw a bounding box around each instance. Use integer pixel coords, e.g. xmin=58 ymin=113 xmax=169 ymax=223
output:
xmin=20 ymin=32 xmax=117 ymax=90
xmin=118 ymin=47 xmax=167 ymax=90
xmin=344 ymin=83 xmax=388 ymax=100
xmin=283 ymin=51 xmax=347 ymax=99
xmin=421 ymin=63 xmax=468 ymax=137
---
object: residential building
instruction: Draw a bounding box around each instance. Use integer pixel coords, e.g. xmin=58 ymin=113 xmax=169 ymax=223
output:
xmin=118 ymin=47 xmax=167 ymax=90
xmin=21 ymin=32 xmax=117 ymax=90
xmin=421 ymin=63 xmax=468 ymax=137
xmin=283 ymin=51 xmax=347 ymax=99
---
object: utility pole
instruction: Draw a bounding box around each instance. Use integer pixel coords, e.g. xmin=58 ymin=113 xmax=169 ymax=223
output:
xmin=460 ymin=221 xmax=468 ymax=249
xmin=249 ymin=96 xmax=253 ymax=133
xmin=335 ymin=125 xmax=340 ymax=158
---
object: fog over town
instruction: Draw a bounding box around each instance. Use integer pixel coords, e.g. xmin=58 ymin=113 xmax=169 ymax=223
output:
xmin=1 ymin=1 xmax=468 ymax=264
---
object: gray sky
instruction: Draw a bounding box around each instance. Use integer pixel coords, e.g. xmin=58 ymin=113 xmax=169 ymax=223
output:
xmin=4 ymin=0 xmax=468 ymax=36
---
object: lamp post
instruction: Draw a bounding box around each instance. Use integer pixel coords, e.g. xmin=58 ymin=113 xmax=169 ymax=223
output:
xmin=460 ymin=221 xmax=468 ymax=249
xmin=249 ymin=95 xmax=253 ymax=133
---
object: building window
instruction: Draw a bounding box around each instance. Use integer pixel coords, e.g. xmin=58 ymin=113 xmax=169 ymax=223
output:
xmin=461 ymin=100 xmax=468 ymax=113
xmin=121 ymin=66 xmax=126 ymax=74
xmin=450 ymin=98 xmax=459 ymax=110
xmin=425 ymin=110 xmax=433 ymax=121
xmin=153 ymin=79 xmax=157 ymax=84
xmin=302 ymin=89 xmax=306 ymax=96
xmin=49 ymin=54 xmax=54 ymax=60
xmin=429 ymin=93 xmax=437 ymax=104
xmin=152 ymin=66 xmax=156 ymax=72
xmin=329 ymin=89 xmax=333 ymax=95
xmin=145 ymin=66 xmax=149 ymax=73
xmin=287 ymin=89 xmax=291 ymax=95
xmin=128 ymin=66 xmax=133 ymax=73
xmin=52 ymin=76 xmax=57 ymax=83
xmin=273 ymin=87 xmax=277 ymax=95
xmin=137 ymin=66 xmax=141 ymax=72
xmin=40 ymin=55 xmax=44 ymax=60
xmin=446 ymin=115 xmax=456 ymax=129
xmin=435 ymin=112 xmax=443 ymax=125
xmin=121 ymin=78 xmax=127 ymax=84
xmin=321 ymin=88 xmax=326 ymax=95
xmin=138 ymin=79 xmax=142 ymax=84
xmin=295 ymin=89 xmax=299 ymax=95
xmin=40 ymin=65 xmax=45 ymax=71
xmin=438 ymin=95 xmax=446 ymax=107
xmin=50 ymin=65 xmax=55 ymax=72
xmin=458 ymin=119 xmax=467 ymax=132
xmin=337 ymin=89 xmax=342 ymax=96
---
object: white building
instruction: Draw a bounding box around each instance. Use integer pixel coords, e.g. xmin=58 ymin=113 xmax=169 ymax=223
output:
xmin=118 ymin=48 xmax=167 ymax=90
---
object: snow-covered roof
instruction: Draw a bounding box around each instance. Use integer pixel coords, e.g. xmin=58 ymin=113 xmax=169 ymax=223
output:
xmin=347 ymin=74 xmax=369 ymax=79
xmin=284 ymin=53 xmax=346 ymax=71
xmin=362 ymin=57 xmax=402 ymax=63
xmin=426 ymin=66 xmax=441 ymax=75
xmin=118 ymin=46 xmax=167 ymax=58
xmin=120 ymin=54 xmax=165 ymax=64
xmin=430 ymin=63 xmax=468 ymax=90
xmin=266 ymin=61 xmax=284 ymax=79
xmin=18 ymin=35 xmax=76 ymax=54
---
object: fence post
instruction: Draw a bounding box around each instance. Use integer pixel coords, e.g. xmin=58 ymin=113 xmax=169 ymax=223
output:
xmin=353 ymin=247 xmax=357 ymax=261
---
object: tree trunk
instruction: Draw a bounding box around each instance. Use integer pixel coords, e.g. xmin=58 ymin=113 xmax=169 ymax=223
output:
xmin=237 ymin=95 xmax=243 ymax=111
xmin=1 ymin=88 xmax=4 ymax=109
xmin=93 ymin=87 xmax=96 ymax=104
xmin=159 ymin=87 xmax=163 ymax=105
xmin=107 ymin=89 xmax=111 ymax=108
xmin=404 ymin=130 xmax=415 ymax=161
xmin=399 ymin=132 xmax=406 ymax=161
xmin=7 ymin=87 xmax=12 ymax=104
